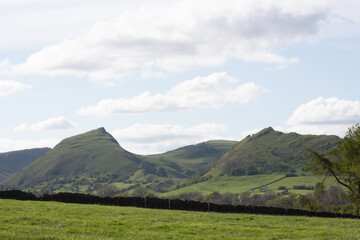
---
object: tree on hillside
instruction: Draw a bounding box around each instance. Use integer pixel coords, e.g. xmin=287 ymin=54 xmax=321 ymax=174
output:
xmin=307 ymin=124 xmax=360 ymax=214
xmin=97 ymin=184 xmax=120 ymax=197
xmin=132 ymin=186 xmax=148 ymax=197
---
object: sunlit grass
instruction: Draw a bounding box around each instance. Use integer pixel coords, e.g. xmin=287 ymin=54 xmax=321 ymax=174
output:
xmin=161 ymin=173 xmax=335 ymax=196
xmin=1 ymin=199 xmax=360 ymax=239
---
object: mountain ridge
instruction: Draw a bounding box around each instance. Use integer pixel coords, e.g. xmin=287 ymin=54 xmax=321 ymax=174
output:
xmin=2 ymin=127 xmax=235 ymax=193
xmin=1 ymin=127 xmax=341 ymax=195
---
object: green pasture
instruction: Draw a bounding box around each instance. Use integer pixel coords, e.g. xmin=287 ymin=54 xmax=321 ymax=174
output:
xmin=1 ymin=199 xmax=359 ymax=239
xmin=162 ymin=174 xmax=283 ymax=196
xmin=162 ymin=174 xmax=333 ymax=196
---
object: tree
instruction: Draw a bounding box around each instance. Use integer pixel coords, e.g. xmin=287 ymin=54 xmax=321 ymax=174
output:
xmin=97 ymin=184 xmax=120 ymax=197
xmin=157 ymin=167 xmax=168 ymax=177
xmin=307 ymin=124 xmax=360 ymax=214
xmin=204 ymin=191 xmax=223 ymax=204
xmin=132 ymin=186 xmax=148 ymax=197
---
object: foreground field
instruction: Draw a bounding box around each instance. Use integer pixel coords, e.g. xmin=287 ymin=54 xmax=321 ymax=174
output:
xmin=1 ymin=199 xmax=360 ymax=239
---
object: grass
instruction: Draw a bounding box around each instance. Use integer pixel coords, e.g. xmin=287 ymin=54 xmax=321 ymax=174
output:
xmin=161 ymin=173 xmax=334 ymax=196
xmin=1 ymin=199 xmax=360 ymax=239
xmin=270 ymin=175 xmax=339 ymax=193
xmin=162 ymin=174 xmax=284 ymax=196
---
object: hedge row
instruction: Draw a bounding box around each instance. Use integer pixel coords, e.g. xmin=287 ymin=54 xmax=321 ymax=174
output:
xmin=0 ymin=190 xmax=358 ymax=219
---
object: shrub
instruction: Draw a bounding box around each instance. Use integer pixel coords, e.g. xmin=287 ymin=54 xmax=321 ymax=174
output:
xmin=293 ymin=185 xmax=314 ymax=190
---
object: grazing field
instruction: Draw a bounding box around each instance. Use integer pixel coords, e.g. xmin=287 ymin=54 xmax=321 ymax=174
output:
xmin=162 ymin=174 xmax=285 ymax=196
xmin=161 ymin=174 xmax=335 ymax=196
xmin=1 ymin=199 xmax=360 ymax=239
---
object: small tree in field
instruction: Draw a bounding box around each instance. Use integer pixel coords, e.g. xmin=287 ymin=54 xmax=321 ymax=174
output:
xmin=308 ymin=124 xmax=360 ymax=214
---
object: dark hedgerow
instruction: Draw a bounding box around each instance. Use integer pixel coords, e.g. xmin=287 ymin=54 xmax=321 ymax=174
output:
xmin=0 ymin=190 xmax=358 ymax=219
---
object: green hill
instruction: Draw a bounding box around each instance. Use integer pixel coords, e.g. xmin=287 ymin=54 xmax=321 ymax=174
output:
xmin=0 ymin=148 xmax=51 ymax=182
xmin=3 ymin=128 xmax=144 ymax=190
xmin=207 ymin=127 xmax=340 ymax=177
xmin=2 ymin=127 xmax=341 ymax=196
xmin=163 ymin=128 xmax=341 ymax=197
xmin=2 ymin=128 xmax=234 ymax=193
xmin=145 ymin=140 xmax=237 ymax=175
xmin=140 ymin=140 xmax=237 ymax=193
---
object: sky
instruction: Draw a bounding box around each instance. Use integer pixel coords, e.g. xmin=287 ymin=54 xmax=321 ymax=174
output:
xmin=1 ymin=0 xmax=360 ymax=154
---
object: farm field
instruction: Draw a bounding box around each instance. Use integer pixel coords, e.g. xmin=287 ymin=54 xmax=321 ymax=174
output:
xmin=1 ymin=199 xmax=360 ymax=239
xmin=161 ymin=174 xmax=335 ymax=196
xmin=162 ymin=174 xmax=284 ymax=196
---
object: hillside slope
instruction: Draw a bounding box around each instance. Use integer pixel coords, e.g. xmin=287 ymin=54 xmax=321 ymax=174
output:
xmin=0 ymin=148 xmax=51 ymax=182
xmin=207 ymin=127 xmax=340 ymax=176
xmin=145 ymin=140 xmax=236 ymax=174
xmin=3 ymin=127 xmax=341 ymax=195
xmin=3 ymin=128 xmax=144 ymax=189
xmin=2 ymin=128 xmax=236 ymax=193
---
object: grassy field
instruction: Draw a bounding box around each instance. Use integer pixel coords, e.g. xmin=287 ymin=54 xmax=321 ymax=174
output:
xmin=161 ymin=174 xmax=335 ymax=196
xmin=1 ymin=199 xmax=360 ymax=239
xmin=162 ymin=174 xmax=284 ymax=196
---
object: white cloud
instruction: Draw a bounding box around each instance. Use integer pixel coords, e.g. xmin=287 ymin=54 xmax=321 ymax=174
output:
xmin=8 ymin=0 xmax=331 ymax=82
xmin=0 ymin=59 xmax=10 ymax=69
xmin=286 ymin=97 xmax=360 ymax=136
xmin=14 ymin=116 xmax=78 ymax=132
xmin=111 ymin=123 xmax=228 ymax=154
xmin=0 ymin=1 xmax=153 ymax=52
xmin=0 ymin=80 xmax=31 ymax=97
xmin=287 ymin=97 xmax=360 ymax=125
xmin=0 ymin=138 xmax=59 ymax=153
xmin=78 ymin=72 xmax=266 ymax=116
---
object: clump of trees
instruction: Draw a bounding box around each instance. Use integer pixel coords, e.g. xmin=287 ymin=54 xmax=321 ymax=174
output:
xmin=131 ymin=186 xmax=148 ymax=197
xmin=293 ymin=185 xmax=314 ymax=190
xmin=308 ymin=124 xmax=360 ymax=214
xmin=168 ymin=186 xmax=353 ymax=214
xmin=97 ymin=184 xmax=120 ymax=197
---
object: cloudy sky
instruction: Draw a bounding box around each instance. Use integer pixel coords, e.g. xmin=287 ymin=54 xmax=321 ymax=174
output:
xmin=1 ymin=0 xmax=359 ymax=154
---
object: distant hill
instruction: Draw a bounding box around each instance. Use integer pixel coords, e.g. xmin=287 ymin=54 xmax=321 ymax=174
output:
xmin=2 ymin=127 xmax=341 ymax=196
xmin=3 ymin=128 xmax=145 ymax=190
xmin=0 ymin=148 xmax=51 ymax=182
xmin=145 ymin=140 xmax=237 ymax=174
xmin=206 ymin=127 xmax=340 ymax=177
xmin=3 ymin=128 xmax=234 ymax=193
